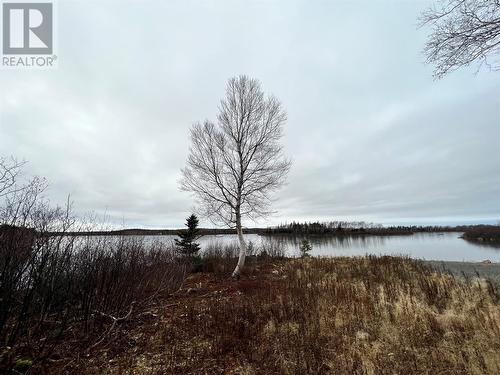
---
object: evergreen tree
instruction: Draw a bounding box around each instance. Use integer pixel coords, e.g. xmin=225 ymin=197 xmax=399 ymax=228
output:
xmin=175 ymin=214 xmax=201 ymax=257
xmin=299 ymin=239 xmax=312 ymax=258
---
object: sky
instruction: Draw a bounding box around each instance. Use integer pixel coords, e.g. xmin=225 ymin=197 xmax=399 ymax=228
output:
xmin=1 ymin=0 xmax=499 ymax=228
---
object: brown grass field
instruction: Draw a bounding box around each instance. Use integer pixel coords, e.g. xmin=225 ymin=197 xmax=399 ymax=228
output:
xmin=20 ymin=256 xmax=497 ymax=375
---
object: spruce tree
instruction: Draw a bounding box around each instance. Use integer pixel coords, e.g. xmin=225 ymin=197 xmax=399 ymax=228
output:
xmin=175 ymin=214 xmax=201 ymax=257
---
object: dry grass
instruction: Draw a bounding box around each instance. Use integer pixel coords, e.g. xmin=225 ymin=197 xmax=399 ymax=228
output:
xmin=24 ymin=256 xmax=500 ymax=374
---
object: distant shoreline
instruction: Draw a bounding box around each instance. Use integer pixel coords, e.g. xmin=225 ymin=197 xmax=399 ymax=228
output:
xmin=50 ymin=222 xmax=500 ymax=240
xmin=426 ymin=260 xmax=500 ymax=282
xmin=461 ymin=226 xmax=500 ymax=244
xmin=54 ymin=226 xmax=472 ymax=237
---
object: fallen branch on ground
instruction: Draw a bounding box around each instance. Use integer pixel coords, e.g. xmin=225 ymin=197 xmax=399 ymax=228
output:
xmin=89 ymin=302 xmax=136 ymax=350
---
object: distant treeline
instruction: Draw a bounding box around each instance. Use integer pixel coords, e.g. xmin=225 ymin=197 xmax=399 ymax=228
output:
xmin=53 ymin=222 xmax=499 ymax=237
xmin=263 ymin=221 xmax=494 ymax=236
xmin=58 ymin=227 xmax=268 ymax=236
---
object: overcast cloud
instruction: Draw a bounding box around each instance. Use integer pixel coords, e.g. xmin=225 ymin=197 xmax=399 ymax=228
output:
xmin=1 ymin=0 xmax=499 ymax=228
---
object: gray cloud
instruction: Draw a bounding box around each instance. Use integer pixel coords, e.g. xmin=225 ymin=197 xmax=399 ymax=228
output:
xmin=1 ymin=0 xmax=499 ymax=228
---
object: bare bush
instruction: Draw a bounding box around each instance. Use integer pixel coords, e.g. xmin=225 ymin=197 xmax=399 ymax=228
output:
xmin=0 ymin=162 xmax=187 ymax=368
xmin=257 ymin=237 xmax=286 ymax=258
xmin=201 ymin=241 xmax=239 ymax=275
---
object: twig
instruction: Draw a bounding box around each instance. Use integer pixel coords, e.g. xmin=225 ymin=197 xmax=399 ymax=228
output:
xmin=88 ymin=302 xmax=136 ymax=350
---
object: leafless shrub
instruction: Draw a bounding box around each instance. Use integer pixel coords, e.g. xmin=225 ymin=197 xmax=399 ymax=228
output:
xmin=196 ymin=238 xmax=286 ymax=276
xmin=201 ymin=241 xmax=239 ymax=275
xmin=0 ymin=162 xmax=187 ymax=368
xmin=257 ymin=237 xmax=286 ymax=258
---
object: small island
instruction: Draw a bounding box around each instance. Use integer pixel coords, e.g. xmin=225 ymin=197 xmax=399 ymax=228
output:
xmin=462 ymin=225 xmax=500 ymax=243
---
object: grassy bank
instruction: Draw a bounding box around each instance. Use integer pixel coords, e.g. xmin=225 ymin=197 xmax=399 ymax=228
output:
xmin=15 ymin=255 xmax=498 ymax=374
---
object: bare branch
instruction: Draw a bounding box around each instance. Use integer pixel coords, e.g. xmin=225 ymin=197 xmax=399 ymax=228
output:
xmin=420 ymin=0 xmax=500 ymax=78
xmin=0 ymin=157 xmax=27 ymax=198
xmin=181 ymin=76 xmax=290 ymax=227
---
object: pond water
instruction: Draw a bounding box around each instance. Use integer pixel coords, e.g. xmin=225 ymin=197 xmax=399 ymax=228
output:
xmin=153 ymin=232 xmax=500 ymax=262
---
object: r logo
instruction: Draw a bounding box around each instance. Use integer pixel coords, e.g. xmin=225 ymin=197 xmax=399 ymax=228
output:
xmin=2 ymin=2 xmax=53 ymax=54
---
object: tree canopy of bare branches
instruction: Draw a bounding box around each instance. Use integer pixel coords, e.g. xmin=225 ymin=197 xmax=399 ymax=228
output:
xmin=181 ymin=75 xmax=291 ymax=276
xmin=420 ymin=0 xmax=500 ymax=78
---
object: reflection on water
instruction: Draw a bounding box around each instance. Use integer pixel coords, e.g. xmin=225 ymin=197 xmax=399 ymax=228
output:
xmin=263 ymin=233 xmax=500 ymax=261
xmin=461 ymin=238 xmax=500 ymax=250
xmin=151 ymin=232 xmax=500 ymax=262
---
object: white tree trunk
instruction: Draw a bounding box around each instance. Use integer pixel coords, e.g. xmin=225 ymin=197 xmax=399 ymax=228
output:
xmin=232 ymin=215 xmax=246 ymax=278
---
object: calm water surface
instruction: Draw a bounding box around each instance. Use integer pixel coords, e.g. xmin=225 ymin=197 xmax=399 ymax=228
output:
xmin=152 ymin=232 xmax=500 ymax=262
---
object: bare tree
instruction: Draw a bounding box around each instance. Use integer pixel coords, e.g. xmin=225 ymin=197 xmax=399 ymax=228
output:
xmin=420 ymin=0 xmax=500 ymax=78
xmin=181 ymin=75 xmax=291 ymax=277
